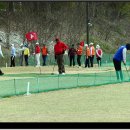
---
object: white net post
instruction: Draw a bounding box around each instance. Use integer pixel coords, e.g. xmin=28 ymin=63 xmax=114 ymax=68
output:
xmin=26 ymin=82 xmax=31 ymax=96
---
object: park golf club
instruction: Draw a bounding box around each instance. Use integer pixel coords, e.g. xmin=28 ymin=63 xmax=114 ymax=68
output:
xmin=124 ymin=64 xmax=130 ymax=80
xmin=51 ymin=61 xmax=56 ymax=75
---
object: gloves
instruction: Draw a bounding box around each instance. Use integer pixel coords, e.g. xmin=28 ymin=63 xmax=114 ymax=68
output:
xmin=123 ymin=61 xmax=126 ymax=66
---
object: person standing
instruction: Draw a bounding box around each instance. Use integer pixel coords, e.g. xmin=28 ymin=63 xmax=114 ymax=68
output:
xmin=10 ymin=44 xmax=16 ymax=67
xmin=0 ymin=45 xmax=4 ymax=75
xmin=23 ymin=44 xmax=30 ymax=66
xmin=85 ymin=44 xmax=90 ymax=68
xmin=68 ymin=44 xmax=76 ymax=67
xmin=96 ymin=44 xmax=103 ymax=67
xmin=113 ymin=43 xmax=130 ymax=81
xmin=54 ymin=38 xmax=68 ymax=75
xmin=89 ymin=42 xmax=95 ymax=67
xmin=41 ymin=44 xmax=48 ymax=66
xmin=76 ymin=43 xmax=83 ymax=68
xmin=34 ymin=42 xmax=41 ymax=67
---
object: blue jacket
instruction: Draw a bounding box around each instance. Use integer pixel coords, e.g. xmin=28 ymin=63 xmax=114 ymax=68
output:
xmin=113 ymin=45 xmax=126 ymax=61
xmin=11 ymin=47 xmax=16 ymax=56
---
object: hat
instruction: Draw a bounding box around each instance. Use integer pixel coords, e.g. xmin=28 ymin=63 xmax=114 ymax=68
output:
xmin=126 ymin=43 xmax=130 ymax=50
xmin=20 ymin=44 xmax=23 ymax=47
xmin=11 ymin=44 xmax=14 ymax=47
xmin=36 ymin=42 xmax=39 ymax=45
xmin=85 ymin=44 xmax=88 ymax=47
xmin=96 ymin=45 xmax=100 ymax=49
xmin=89 ymin=42 xmax=94 ymax=45
xmin=55 ymin=38 xmax=60 ymax=42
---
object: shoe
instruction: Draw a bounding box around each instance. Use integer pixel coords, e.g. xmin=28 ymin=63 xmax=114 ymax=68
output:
xmin=62 ymin=73 xmax=65 ymax=75
xmin=0 ymin=73 xmax=4 ymax=75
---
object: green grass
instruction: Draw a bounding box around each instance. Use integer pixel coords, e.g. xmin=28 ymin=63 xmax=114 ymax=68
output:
xmin=0 ymin=82 xmax=130 ymax=122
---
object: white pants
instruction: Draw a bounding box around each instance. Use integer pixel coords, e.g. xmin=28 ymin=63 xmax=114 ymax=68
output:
xmin=35 ymin=53 xmax=40 ymax=66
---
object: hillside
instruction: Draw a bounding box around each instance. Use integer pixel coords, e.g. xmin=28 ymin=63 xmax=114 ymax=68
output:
xmin=0 ymin=1 xmax=130 ymax=56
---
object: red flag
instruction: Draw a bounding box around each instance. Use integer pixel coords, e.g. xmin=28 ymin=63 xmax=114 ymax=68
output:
xmin=80 ymin=41 xmax=84 ymax=47
xmin=25 ymin=32 xmax=38 ymax=41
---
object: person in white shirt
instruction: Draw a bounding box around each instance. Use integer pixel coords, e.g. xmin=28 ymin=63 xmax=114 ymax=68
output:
xmin=96 ymin=44 xmax=103 ymax=67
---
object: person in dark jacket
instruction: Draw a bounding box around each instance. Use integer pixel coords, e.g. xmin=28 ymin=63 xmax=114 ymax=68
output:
xmin=68 ymin=44 xmax=76 ymax=67
xmin=54 ymin=38 xmax=68 ymax=75
xmin=113 ymin=43 xmax=130 ymax=81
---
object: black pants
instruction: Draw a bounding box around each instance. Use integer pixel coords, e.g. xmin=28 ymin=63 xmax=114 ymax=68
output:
xmin=42 ymin=55 xmax=47 ymax=66
xmin=24 ymin=55 xmax=29 ymax=66
xmin=90 ymin=55 xmax=94 ymax=67
xmin=10 ymin=56 xmax=15 ymax=67
xmin=113 ymin=58 xmax=121 ymax=71
xmin=97 ymin=57 xmax=101 ymax=67
xmin=56 ymin=54 xmax=65 ymax=74
xmin=85 ymin=56 xmax=90 ymax=68
xmin=69 ymin=55 xmax=75 ymax=66
xmin=77 ymin=55 xmax=81 ymax=66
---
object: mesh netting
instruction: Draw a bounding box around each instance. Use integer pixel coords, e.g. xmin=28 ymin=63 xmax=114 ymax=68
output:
xmin=0 ymin=70 xmax=130 ymax=98
xmin=1 ymin=53 xmax=130 ymax=67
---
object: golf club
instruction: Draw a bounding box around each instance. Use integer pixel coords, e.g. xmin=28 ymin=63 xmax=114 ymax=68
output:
xmin=51 ymin=61 xmax=56 ymax=75
xmin=124 ymin=64 xmax=130 ymax=80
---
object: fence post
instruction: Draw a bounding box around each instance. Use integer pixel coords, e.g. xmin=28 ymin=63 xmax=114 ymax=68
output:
xmin=26 ymin=82 xmax=31 ymax=96
xmin=58 ymin=75 xmax=60 ymax=89
xmin=77 ymin=73 xmax=79 ymax=87
xmin=94 ymin=73 xmax=96 ymax=85
xmin=14 ymin=78 xmax=17 ymax=95
xmin=109 ymin=71 xmax=112 ymax=83
xmin=37 ymin=77 xmax=40 ymax=93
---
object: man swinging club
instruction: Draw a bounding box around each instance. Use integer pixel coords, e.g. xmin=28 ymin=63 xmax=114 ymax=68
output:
xmin=113 ymin=43 xmax=130 ymax=81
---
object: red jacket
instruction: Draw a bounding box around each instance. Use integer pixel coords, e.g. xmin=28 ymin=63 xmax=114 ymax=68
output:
xmin=54 ymin=41 xmax=68 ymax=55
xmin=42 ymin=46 xmax=48 ymax=55
xmin=96 ymin=49 xmax=103 ymax=58
xmin=35 ymin=45 xmax=40 ymax=54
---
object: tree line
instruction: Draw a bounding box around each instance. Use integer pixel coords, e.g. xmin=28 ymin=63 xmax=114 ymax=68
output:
xmin=0 ymin=1 xmax=130 ymax=53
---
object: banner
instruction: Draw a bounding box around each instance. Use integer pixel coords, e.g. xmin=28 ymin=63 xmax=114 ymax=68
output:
xmin=25 ymin=32 xmax=38 ymax=41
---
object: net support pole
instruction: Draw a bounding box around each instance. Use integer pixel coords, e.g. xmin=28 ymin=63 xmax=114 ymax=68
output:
xmin=26 ymin=82 xmax=31 ymax=96
xmin=77 ymin=73 xmax=79 ymax=87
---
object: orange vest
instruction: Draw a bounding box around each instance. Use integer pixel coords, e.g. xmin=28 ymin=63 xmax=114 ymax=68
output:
xmin=77 ymin=45 xmax=83 ymax=55
xmin=86 ymin=47 xmax=90 ymax=56
xmin=90 ymin=46 xmax=95 ymax=56
xmin=42 ymin=46 xmax=47 ymax=55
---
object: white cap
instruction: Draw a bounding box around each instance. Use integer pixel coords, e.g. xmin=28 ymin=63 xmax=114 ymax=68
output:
xmin=36 ymin=42 xmax=39 ymax=45
xmin=11 ymin=44 xmax=14 ymax=47
xmin=89 ymin=42 xmax=94 ymax=45
xmin=96 ymin=44 xmax=100 ymax=49
xmin=85 ymin=44 xmax=88 ymax=47
xmin=20 ymin=44 xmax=23 ymax=47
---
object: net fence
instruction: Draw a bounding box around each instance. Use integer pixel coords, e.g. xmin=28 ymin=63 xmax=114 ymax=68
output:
xmin=0 ymin=70 xmax=130 ymax=98
xmin=1 ymin=53 xmax=130 ymax=67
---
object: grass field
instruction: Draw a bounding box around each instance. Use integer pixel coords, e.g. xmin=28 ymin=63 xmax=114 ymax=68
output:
xmin=0 ymin=82 xmax=130 ymax=122
xmin=0 ymin=65 xmax=130 ymax=122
